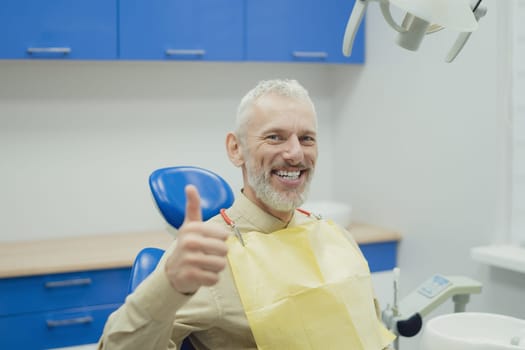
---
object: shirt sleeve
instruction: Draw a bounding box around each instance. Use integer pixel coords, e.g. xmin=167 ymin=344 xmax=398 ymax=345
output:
xmin=97 ymin=243 xmax=193 ymax=350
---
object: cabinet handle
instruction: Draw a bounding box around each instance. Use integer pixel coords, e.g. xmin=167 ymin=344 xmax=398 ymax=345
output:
xmin=165 ymin=49 xmax=206 ymax=56
xmin=46 ymin=316 xmax=93 ymax=328
xmin=292 ymin=51 xmax=328 ymax=59
xmin=27 ymin=47 xmax=71 ymax=55
xmin=44 ymin=278 xmax=92 ymax=288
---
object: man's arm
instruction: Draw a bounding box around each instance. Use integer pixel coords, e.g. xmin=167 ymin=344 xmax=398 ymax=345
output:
xmin=97 ymin=253 xmax=192 ymax=350
xmin=98 ymin=186 xmax=231 ymax=349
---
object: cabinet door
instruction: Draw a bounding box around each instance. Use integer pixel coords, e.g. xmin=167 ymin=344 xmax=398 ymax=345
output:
xmin=0 ymin=304 xmax=120 ymax=349
xmin=120 ymin=0 xmax=244 ymax=61
xmin=0 ymin=0 xmax=117 ymax=59
xmin=0 ymin=268 xmax=130 ymax=316
xmin=246 ymin=0 xmax=364 ymax=64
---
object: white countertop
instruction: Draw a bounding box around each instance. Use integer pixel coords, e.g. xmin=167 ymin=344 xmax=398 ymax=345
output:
xmin=0 ymin=231 xmax=173 ymax=278
xmin=471 ymin=244 xmax=525 ymax=274
xmin=0 ymin=224 xmax=401 ymax=279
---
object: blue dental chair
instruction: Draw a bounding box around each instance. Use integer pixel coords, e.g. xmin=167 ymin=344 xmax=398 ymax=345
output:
xmin=128 ymin=166 xmax=235 ymax=350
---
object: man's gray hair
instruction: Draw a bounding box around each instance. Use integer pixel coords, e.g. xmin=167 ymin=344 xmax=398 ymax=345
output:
xmin=235 ymin=79 xmax=316 ymax=143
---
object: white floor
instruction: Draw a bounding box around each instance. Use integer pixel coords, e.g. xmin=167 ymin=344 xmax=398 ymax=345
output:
xmin=51 ymin=344 xmax=98 ymax=350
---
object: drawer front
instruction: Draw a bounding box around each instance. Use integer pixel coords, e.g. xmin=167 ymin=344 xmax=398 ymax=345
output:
xmin=0 ymin=268 xmax=130 ymax=316
xmin=0 ymin=303 xmax=119 ymax=349
xmin=359 ymin=241 xmax=398 ymax=273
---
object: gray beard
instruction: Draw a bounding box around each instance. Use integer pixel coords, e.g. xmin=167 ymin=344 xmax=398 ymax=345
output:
xmin=246 ymin=160 xmax=312 ymax=212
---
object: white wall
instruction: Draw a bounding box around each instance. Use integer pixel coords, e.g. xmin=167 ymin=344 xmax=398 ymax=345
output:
xmin=0 ymin=61 xmax=336 ymax=241
xmin=1 ymin=1 xmax=523 ymax=348
xmin=330 ymin=1 xmax=524 ymax=348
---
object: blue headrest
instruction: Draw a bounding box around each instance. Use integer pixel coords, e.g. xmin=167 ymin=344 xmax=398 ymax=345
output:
xmin=149 ymin=166 xmax=234 ymax=228
xmin=128 ymin=247 xmax=165 ymax=293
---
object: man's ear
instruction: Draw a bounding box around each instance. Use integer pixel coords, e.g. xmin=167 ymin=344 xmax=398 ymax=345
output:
xmin=226 ymin=132 xmax=244 ymax=167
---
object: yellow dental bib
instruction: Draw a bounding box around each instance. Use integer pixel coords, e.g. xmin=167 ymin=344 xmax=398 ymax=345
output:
xmin=226 ymin=219 xmax=395 ymax=350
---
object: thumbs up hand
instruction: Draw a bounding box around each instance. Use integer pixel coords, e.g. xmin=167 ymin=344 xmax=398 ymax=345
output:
xmin=165 ymin=185 xmax=231 ymax=295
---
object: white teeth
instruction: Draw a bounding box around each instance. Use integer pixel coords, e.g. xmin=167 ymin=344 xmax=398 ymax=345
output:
xmin=276 ymin=170 xmax=301 ymax=179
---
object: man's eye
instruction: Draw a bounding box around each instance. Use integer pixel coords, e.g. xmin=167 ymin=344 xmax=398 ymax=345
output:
xmin=300 ymin=136 xmax=316 ymax=145
xmin=266 ymin=135 xmax=282 ymax=141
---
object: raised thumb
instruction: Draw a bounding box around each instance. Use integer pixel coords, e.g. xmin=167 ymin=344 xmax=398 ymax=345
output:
xmin=183 ymin=185 xmax=202 ymax=223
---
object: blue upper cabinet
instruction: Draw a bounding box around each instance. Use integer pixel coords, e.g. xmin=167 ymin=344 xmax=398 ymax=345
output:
xmin=119 ymin=0 xmax=244 ymax=61
xmin=0 ymin=0 xmax=364 ymax=63
xmin=246 ymin=0 xmax=364 ymax=64
xmin=0 ymin=0 xmax=117 ymax=60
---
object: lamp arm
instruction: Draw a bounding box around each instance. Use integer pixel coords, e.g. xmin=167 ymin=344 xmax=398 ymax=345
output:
xmin=342 ymin=0 xmax=369 ymax=57
xmin=380 ymin=0 xmax=407 ymax=33
xmin=445 ymin=32 xmax=473 ymax=63
xmin=445 ymin=5 xmax=487 ymax=62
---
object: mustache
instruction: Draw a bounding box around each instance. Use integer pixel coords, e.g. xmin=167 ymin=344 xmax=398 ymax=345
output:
xmin=270 ymin=162 xmax=312 ymax=170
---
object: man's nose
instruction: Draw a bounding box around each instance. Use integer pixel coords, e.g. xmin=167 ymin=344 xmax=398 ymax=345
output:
xmin=282 ymin=136 xmax=304 ymax=164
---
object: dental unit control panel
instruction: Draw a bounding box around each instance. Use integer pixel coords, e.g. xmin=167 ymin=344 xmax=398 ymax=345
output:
xmin=382 ymin=269 xmax=482 ymax=349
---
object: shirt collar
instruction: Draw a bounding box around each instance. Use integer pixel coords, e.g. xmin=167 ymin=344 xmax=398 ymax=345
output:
xmin=227 ymin=191 xmax=293 ymax=234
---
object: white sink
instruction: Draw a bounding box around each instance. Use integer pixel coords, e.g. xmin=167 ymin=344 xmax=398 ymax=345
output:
xmin=421 ymin=312 xmax=525 ymax=350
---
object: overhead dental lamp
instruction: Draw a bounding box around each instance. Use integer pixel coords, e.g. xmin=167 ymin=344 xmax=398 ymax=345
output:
xmin=342 ymin=0 xmax=487 ymax=62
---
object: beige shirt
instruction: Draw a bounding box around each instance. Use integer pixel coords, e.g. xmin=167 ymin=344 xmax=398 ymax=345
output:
xmin=98 ymin=192 xmax=388 ymax=350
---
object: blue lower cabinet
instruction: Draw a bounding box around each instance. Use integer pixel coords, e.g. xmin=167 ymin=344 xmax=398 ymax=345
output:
xmin=0 ymin=268 xmax=130 ymax=317
xmin=0 ymin=304 xmax=120 ymax=349
xmin=0 ymin=242 xmax=394 ymax=349
xmin=359 ymin=241 xmax=398 ymax=273
xmin=0 ymin=267 xmax=130 ymax=349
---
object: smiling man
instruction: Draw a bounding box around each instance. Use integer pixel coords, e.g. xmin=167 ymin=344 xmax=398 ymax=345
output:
xmin=98 ymin=79 xmax=394 ymax=350
xmin=226 ymin=81 xmax=318 ymax=221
